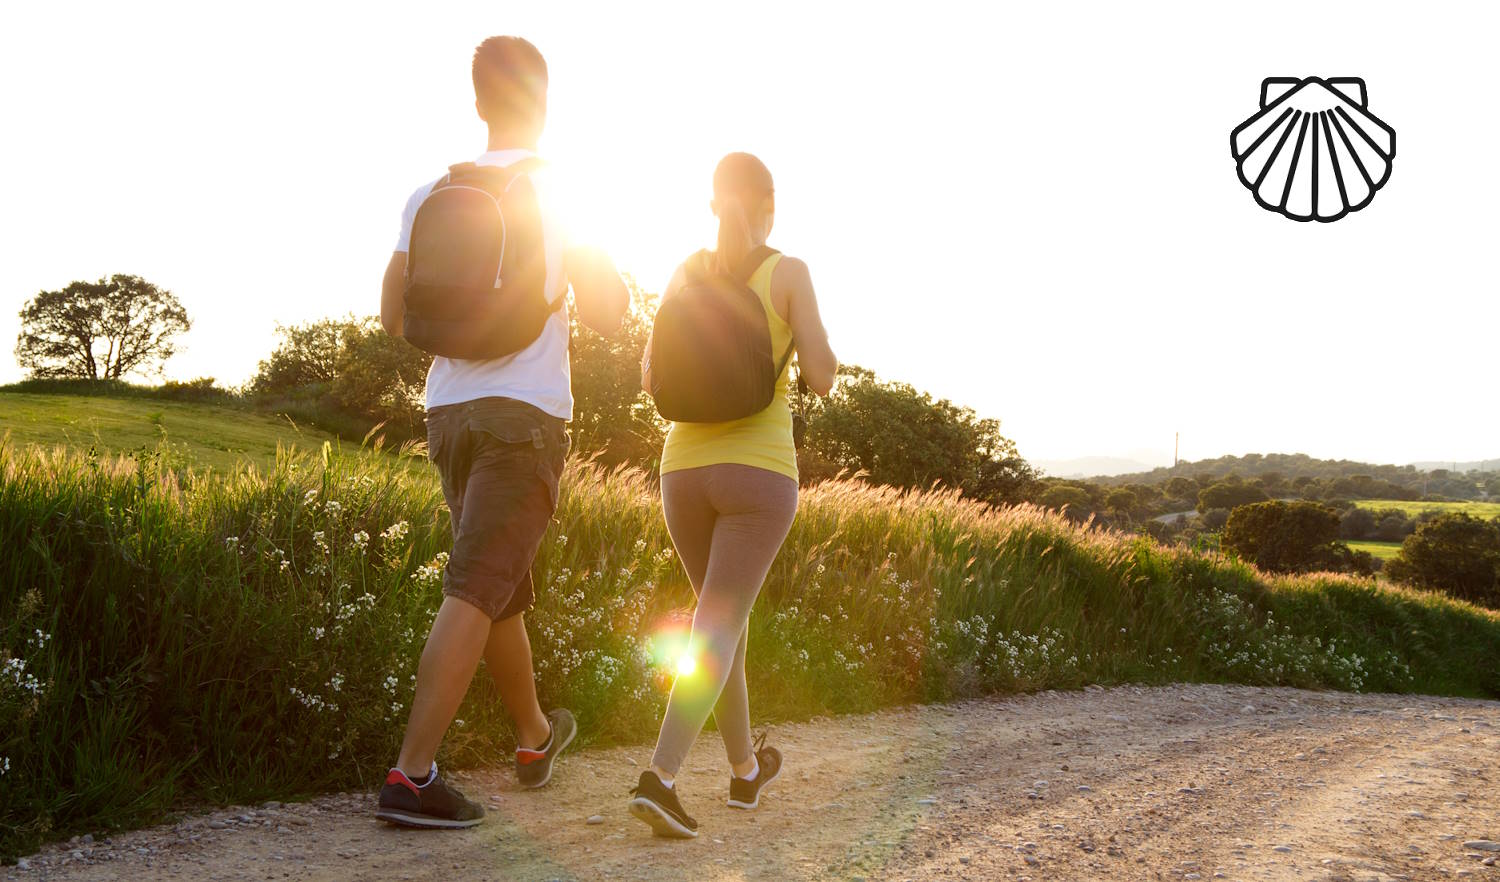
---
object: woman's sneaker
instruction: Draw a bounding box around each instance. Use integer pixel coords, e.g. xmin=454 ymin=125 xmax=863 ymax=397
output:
xmin=516 ymin=708 xmax=577 ymax=789
xmin=375 ymin=764 xmax=485 ymax=829
xmin=628 ymin=771 xmax=699 ymax=838
xmin=727 ymin=737 xmax=782 ymax=810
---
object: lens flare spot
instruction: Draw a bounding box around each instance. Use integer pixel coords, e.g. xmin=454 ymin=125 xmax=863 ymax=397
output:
xmin=676 ymin=653 xmax=697 ymax=677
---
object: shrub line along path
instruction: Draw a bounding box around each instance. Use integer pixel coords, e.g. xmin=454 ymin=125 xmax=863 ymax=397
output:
xmin=9 ymin=684 xmax=1498 ymax=881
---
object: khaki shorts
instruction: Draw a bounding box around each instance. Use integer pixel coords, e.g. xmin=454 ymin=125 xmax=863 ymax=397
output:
xmin=425 ymin=397 xmax=568 ymax=621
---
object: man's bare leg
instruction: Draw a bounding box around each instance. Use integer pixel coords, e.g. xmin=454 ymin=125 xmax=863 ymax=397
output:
xmin=483 ymin=611 xmax=551 ymax=750
xmin=396 ymin=595 xmax=491 ymax=778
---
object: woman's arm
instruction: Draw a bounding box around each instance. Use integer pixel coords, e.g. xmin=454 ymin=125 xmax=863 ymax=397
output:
xmin=775 ymin=257 xmax=838 ymax=396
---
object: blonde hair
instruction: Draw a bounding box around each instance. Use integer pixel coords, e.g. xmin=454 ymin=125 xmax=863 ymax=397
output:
xmin=713 ymin=153 xmax=774 ymax=276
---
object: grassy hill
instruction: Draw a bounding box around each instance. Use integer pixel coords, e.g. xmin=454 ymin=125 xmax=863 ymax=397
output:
xmin=0 ymin=392 xmax=344 ymax=471
xmin=3 ymin=396 xmax=1499 ymax=857
xmin=1352 ymin=499 xmax=1500 ymax=519
xmin=1346 ymin=539 xmax=1402 ymax=562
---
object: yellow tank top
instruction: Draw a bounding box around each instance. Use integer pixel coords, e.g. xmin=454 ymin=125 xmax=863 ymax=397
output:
xmin=659 ymin=251 xmax=797 ymax=481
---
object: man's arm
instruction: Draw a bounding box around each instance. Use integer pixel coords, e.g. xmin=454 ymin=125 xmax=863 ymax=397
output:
xmin=380 ymin=252 xmax=407 ymax=337
xmin=566 ymin=245 xmax=628 ymax=337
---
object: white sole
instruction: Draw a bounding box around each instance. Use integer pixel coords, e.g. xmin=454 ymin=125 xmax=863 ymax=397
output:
xmin=521 ymin=721 xmax=577 ymax=790
xmin=375 ymin=809 xmax=483 ymax=829
xmin=628 ymin=797 xmax=698 ymax=838
xmin=726 ymin=762 xmax=781 ymax=810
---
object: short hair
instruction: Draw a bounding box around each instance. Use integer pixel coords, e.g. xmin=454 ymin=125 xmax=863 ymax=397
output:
xmin=472 ymin=36 xmax=548 ymax=126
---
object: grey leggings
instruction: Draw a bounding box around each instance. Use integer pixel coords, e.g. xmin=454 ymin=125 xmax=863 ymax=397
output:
xmin=650 ymin=464 xmax=799 ymax=775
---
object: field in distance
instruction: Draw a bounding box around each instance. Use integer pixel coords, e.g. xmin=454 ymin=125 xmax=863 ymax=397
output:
xmin=1346 ymin=540 xmax=1402 ymax=561
xmin=0 ymin=392 xmax=341 ymax=471
xmin=1353 ymin=498 xmax=1500 ymax=519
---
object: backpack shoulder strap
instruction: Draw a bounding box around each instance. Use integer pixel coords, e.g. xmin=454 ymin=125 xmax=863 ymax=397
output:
xmin=440 ymin=157 xmax=547 ymax=198
xmin=734 ymin=245 xmax=780 ymax=285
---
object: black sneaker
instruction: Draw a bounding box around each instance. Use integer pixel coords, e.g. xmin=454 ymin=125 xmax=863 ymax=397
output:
xmin=727 ymin=733 xmax=783 ymax=810
xmin=628 ymin=771 xmax=699 ymax=838
xmin=375 ymin=765 xmax=484 ymax=829
xmin=516 ymin=708 xmax=577 ymax=789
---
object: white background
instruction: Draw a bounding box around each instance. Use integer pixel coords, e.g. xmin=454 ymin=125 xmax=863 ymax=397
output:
xmin=1 ymin=1 xmax=1495 ymax=467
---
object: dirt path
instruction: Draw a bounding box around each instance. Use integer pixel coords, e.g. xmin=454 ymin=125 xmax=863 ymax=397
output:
xmin=9 ymin=684 xmax=1499 ymax=882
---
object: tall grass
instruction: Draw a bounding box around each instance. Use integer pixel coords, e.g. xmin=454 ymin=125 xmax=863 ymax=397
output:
xmin=3 ymin=440 xmax=1498 ymax=858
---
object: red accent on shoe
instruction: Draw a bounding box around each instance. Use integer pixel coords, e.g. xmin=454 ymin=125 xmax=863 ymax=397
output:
xmin=515 ymin=748 xmax=547 ymax=766
xmin=386 ymin=768 xmax=420 ymax=796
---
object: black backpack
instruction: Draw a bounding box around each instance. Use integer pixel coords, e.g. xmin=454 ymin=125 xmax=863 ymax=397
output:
xmin=648 ymin=246 xmax=794 ymax=423
xmin=401 ymin=159 xmax=564 ymax=360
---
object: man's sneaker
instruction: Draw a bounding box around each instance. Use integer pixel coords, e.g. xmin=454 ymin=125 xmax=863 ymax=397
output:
xmin=727 ymin=734 xmax=783 ymax=810
xmin=375 ymin=764 xmax=484 ymax=829
xmin=628 ymin=771 xmax=699 ymax=838
xmin=516 ymin=708 xmax=577 ymax=789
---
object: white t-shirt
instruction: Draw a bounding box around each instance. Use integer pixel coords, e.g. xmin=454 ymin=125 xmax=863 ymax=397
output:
xmin=395 ymin=149 xmax=573 ymax=418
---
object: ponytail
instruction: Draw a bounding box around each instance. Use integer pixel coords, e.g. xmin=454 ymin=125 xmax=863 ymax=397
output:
xmin=711 ymin=152 xmax=774 ymax=277
xmin=714 ymin=196 xmax=755 ymax=277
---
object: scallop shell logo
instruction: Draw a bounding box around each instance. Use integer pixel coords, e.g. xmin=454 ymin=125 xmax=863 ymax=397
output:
xmin=1231 ymin=77 xmax=1396 ymax=222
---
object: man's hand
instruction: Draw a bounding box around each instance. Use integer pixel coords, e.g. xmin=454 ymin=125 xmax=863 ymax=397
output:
xmin=380 ymin=252 xmax=407 ymax=337
xmin=566 ymin=245 xmax=628 ymax=337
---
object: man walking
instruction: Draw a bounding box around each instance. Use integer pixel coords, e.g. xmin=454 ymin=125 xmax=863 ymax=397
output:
xmin=374 ymin=35 xmax=629 ymax=828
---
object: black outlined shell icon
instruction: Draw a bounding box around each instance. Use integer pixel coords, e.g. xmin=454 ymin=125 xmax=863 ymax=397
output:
xmin=1231 ymin=77 xmax=1396 ymax=222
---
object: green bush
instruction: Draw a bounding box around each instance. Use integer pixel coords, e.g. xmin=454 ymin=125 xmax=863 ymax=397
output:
xmin=1223 ymin=500 xmax=1372 ymax=575
xmin=3 ymin=441 xmax=1498 ymax=858
xmin=1386 ymin=513 xmax=1500 ymax=607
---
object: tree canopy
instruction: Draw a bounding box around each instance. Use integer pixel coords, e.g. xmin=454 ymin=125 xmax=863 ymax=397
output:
xmin=16 ymin=275 xmax=190 ymax=380
xmin=1222 ymin=500 xmax=1373 ymax=575
xmin=1385 ymin=513 xmax=1500 ymax=607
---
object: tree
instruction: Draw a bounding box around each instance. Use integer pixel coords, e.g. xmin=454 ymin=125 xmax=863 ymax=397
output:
xmin=568 ymin=279 xmax=665 ymax=467
xmin=1374 ymin=513 xmax=1413 ymax=543
xmin=1039 ymin=484 xmax=1092 ymax=516
xmin=251 ymin=315 xmax=432 ymax=440
xmin=805 ymin=366 xmax=1035 ymax=505
xmin=331 ymin=319 xmax=431 ymax=433
xmin=1164 ymin=476 xmax=1197 ymax=504
xmin=15 ymin=275 xmax=190 ymax=379
xmin=250 ymin=318 xmax=352 ymax=394
xmin=1200 ymin=507 xmax=1231 ymax=531
xmin=1197 ymin=481 xmax=1270 ymax=513
xmin=1385 ymin=514 xmax=1500 ymax=607
xmin=1106 ymin=488 xmax=1139 ymax=519
xmin=1339 ymin=507 xmax=1376 ymax=540
xmin=1222 ymin=500 xmax=1371 ymax=575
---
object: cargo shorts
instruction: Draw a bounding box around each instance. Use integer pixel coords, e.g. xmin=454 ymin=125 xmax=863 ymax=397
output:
xmin=425 ymin=397 xmax=569 ymax=621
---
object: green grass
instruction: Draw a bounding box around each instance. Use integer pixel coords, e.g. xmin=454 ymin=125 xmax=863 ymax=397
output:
xmin=2 ymin=433 xmax=1499 ymax=859
xmin=1347 ymin=540 xmax=1403 ymax=561
xmin=1354 ymin=499 xmax=1500 ymax=519
xmin=0 ymin=392 xmax=343 ymax=472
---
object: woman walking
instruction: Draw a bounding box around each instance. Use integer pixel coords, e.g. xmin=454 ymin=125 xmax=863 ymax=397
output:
xmin=630 ymin=152 xmax=838 ymax=838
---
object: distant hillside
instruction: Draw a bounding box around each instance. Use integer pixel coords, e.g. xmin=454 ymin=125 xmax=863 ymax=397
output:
xmin=1094 ymin=452 xmax=1496 ymax=502
xmin=1411 ymin=459 xmax=1500 ymax=473
xmin=0 ymin=391 xmax=343 ymax=471
xmin=1036 ymin=456 xmax=1160 ymax=478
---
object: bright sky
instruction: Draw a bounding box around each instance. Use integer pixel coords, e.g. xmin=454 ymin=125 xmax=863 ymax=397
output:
xmin=2 ymin=1 xmax=1497 ymax=468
